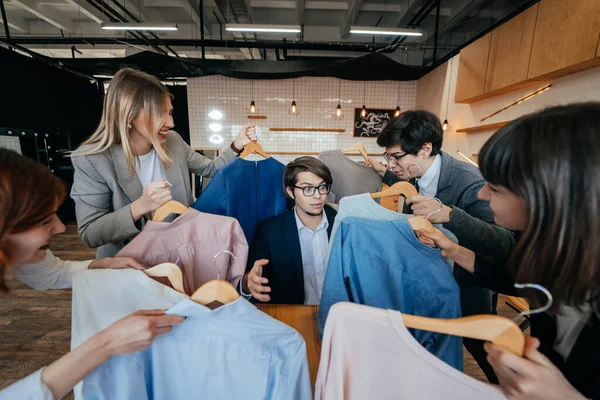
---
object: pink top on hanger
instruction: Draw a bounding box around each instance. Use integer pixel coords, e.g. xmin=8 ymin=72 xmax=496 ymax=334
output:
xmin=315 ymin=302 xmax=506 ymax=400
xmin=117 ymin=209 xmax=248 ymax=295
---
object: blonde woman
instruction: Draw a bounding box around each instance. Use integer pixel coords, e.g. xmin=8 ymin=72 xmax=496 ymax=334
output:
xmin=71 ymin=67 xmax=256 ymax=258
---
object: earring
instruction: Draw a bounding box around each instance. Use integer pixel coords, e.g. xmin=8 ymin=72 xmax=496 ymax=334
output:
xmin=127 ymin=124 xmax=132 ymax=130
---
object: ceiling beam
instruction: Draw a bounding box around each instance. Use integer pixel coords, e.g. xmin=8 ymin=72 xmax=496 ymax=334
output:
xmin=251 ymin=0 xmax=402 ymax=12
xmin=62 ymin=0 xmax=104 ymax=24
xmin=8 ymin=0 xmax=72 ymax=31
xmin=342 ymin=0 xmax=364 ymax=38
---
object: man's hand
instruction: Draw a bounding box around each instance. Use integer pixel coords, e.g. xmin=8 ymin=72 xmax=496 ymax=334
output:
xmin=408 ymin=195 xmax=452 ymax=224
xmin=368 ymin=158 xmax=387 ymax=177
xmin=243 ymin=259 xmax=271 ymax=302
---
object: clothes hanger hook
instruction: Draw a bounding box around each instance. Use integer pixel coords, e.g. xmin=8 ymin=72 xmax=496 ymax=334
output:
xmin=213 ymin=250 xmax=237 ymax=281
xmin=174 ymin=244 xmax=195 ymax=266
xmin=512 ymin=283 xmax=553 ymax=322
xmin=426 ymin=198 xmax=443 ymax=220
xmin=405 ymin=163 xmax=422 ymax=180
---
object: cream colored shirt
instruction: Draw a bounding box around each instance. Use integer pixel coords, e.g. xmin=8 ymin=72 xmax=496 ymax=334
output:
xmin=13 ymin=250 xmax=92 ymax=290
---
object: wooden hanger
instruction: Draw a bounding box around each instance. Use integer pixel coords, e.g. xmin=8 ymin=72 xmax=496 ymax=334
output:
xmin=143 ymin=262 xmax=185 ymax=294
xmin=190 ymin=250 xmax=239 ymax=307
xmin=342 ymin=143 xmax=371 ymax=166
xmin=191 ymin=280 xmax=240 ymax=306
xmin=370 ymin=181 xmax=418 ymax=199
xmin=153 ymin=200 xmax=188 ymax=222
xmin=402 ymin=314 xmax=525 ymax=356
xmin=240 ymin=141 xmax=270 ymax=159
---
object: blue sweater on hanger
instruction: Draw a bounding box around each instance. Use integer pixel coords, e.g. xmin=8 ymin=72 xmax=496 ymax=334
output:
xmin=318 ymin=217 xmax=463 ymax=371
xmin=192 ymin=157 xmax=289 ymax=244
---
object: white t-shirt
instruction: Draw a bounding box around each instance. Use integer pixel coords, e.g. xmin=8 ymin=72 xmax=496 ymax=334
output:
xmin=136 ymin=149 xmax=165 ymax=188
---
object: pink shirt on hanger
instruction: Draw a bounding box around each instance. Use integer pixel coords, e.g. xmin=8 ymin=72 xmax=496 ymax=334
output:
xmin=117 ymin=209 xmax=248 ymax=295
xmin=315 ymin=302 xmax=506 ymax=400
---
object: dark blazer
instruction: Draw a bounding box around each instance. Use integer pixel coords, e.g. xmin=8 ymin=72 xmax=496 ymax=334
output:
xmin=473 ymin=255 xmax=600 ymax=399
xmin=383 ymin=151 xmax=515 ymax=260
xmin=246 ymin=205 xmax=337 ymax=304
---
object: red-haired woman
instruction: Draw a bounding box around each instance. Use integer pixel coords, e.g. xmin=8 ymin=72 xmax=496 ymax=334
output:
xmin=0 ymin=149 xmax=184 ymax=399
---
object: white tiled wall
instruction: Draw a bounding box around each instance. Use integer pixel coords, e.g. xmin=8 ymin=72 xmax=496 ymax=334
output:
xmin=187 ymin=76 xmax=417 ymax=164
xmin=0 ymin=137 xmax=22 ymax=154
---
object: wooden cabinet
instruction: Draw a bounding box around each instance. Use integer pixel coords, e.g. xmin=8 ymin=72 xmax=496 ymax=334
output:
xmin=454 ymin=33 xmax=491 ymax=103
xmin=485 ymin=4 xmax=538 ymax=93
xmin=528 ymin=0 xmax=600 ymax=79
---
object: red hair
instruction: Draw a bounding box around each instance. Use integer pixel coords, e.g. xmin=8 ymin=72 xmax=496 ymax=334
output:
xmin=0 ymin=149 xmax=66 ymax=292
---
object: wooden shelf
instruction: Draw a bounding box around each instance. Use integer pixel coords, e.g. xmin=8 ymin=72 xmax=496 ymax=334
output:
xmin=456 ymin=121 xmax=511 ymax=133
xmin=269 ymin=128 xmax=346 ymax=133
xmin=248 ymin=115 xmax=267 ymax=119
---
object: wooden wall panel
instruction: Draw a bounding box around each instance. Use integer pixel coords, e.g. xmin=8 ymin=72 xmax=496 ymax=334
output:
xmin=528 ymin=0 xmax=600 ymax=78
xmin=485 ymin=4 xmax=538 ymax=92
xmin=454 ymin=33 xmax=491 ymax=103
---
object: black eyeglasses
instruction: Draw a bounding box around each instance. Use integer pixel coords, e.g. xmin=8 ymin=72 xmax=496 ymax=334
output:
xmin=383 ymin=152 xmax=410 ymax=164
xmin=294 ymin=184 xmax=331 ymax=197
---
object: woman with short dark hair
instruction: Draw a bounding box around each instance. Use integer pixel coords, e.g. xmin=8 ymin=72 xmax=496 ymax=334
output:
xmin=423 ymin=103 xmax=600 ymax=399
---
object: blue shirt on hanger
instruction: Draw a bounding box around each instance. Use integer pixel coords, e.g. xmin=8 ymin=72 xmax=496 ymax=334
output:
xmin=318 ymin=217 xmax=463 ymax=371
xmin=82 ymin=297 xmax=312 ymax=400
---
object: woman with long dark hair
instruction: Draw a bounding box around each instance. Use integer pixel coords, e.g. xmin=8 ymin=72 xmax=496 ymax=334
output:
xmin=423 ymin=103 xmax=600 ymax=399
xmin=0 ymin=149 xmax=184 ymax=399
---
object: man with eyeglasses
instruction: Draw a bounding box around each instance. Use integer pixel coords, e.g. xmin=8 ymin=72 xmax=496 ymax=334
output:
xmin=368 ymin=109 xmax=515 ymax=383
xmin=240 ymin=157 xmax=337 ymax=305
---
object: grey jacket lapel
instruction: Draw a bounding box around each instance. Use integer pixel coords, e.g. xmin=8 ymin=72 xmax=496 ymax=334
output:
xmin=436 ymin=151 xmax=453 ymax=195
xmin=111 ymin=145 xmax=144 ymax=203
xmin=163 ymin=158 xmax=188 ymax=205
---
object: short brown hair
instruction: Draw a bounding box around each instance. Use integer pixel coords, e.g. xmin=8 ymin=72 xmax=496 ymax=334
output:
xmin=283 ymin=156 xmax=333 ymax=199
xmin=479 ymin=103 xmax=600 ymax=312
xmin=0 ymin=149 xmax=66 ymax=292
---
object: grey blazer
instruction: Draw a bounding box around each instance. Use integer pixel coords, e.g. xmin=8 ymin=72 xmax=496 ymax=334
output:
xmin=383 ymin=150 xmax=515 ymax=260
xmin=71 ymin=132 xmax=237 ymax=259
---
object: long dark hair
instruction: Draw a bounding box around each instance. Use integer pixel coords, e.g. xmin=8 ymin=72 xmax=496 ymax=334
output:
xmin=479 ymin=103 xmax=600 ymax=311
xmin=0 ymin=149 xmax=66 ymax=292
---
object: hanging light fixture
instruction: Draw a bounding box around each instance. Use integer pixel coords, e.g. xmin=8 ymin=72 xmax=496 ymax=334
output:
xmin=360 ymin=81 xmax=368 ymax=119
xmin=247 ymin=81 xmax=258 ymax=114
xmin=289 ymin=50 xmax=299 ymax=115
xmin=394 ymin=82 xmax=402 ymax=117
xmin=442 ymin=59 xmax=453 ymax=132
xmin=332 ymin=79 xmax=344 ymax=120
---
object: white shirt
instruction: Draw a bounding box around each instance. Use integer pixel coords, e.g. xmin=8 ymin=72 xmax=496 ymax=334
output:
xmin=294 ymin=207 xmax=329 ymax=305
xmin=554 ymin=303 xmax=593 ymax=360
xmin=136 ymin=149 xmax=165 ymax=189
xmin=12 ymin=250 xmax=91 ymax=290
xmin=416 ymin=154 xmax=442 ymax=198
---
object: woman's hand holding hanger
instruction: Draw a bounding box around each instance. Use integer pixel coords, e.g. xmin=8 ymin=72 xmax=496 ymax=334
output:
xmin=419 ymin=228 xmax=476 ymax=272
xmin=233 ymin=125 xmax=258 ymax=150
xmin=485 ymin=337 xmax=587 ymax=400
xmin=130 ymin=179 xmax=172 ymax=221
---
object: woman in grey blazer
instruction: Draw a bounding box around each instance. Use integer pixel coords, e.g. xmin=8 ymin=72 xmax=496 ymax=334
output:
xmin=71 ymin=68 xmax=256 ymax=258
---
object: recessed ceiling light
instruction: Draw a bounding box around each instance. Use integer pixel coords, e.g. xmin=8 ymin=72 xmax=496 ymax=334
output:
xmin=226 ymin=24 xmax=301 ymax=33
xmin=101 ymin=23 xmax=178 ymax=31
xmin=209 ymin=123 xmax=223 ymax=132
xmin=209 ymin=110 xmax=223 ymax=120
xmin=209 ymin=135 xmax=224 ymax=144
xmin=350 ymin=26 xmax=423 ymax=36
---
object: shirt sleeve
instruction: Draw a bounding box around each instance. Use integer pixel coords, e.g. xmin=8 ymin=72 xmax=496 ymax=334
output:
xmin=13 ymin=250 xmax=91 ymax=290
xmin=0 ymin=369 xmax=54 ymax=400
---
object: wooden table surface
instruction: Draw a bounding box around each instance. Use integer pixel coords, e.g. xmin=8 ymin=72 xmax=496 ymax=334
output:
xmin=257 ymin=304 xmax=321 ymax=389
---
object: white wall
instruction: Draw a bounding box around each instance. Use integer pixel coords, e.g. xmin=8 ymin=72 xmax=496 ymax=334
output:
xmin=187 ymin=75 xmax=417 ymax=164
xmin=417 ymin=55 xmax=600 ymax=163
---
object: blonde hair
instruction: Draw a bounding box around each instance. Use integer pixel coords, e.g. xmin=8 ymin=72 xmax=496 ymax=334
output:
xmin=71 ymin=67 xmax=174 ymax=175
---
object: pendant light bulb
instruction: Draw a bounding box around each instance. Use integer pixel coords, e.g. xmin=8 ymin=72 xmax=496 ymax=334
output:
xmin=360 ymin=105 xmax=367 ymax=119
xmin=288 ymin=100 xmax=299 ymax=115
xmin=248 ymin=100 xmax=257 ymax=114
xmin=333 ymin=104 xmax=344 ymax=120
xmin=394 ymin=106 xmax=401 ymax=118
xmin=442 ymin=119 xmax=449 ymax=131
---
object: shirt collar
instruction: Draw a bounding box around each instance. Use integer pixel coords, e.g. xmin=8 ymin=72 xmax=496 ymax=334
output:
xmin=416 ymin=154 xmax=442 ymax=193
xmin=294 ymin=206 xmax=329 ymax=233
xmin=165 ymin=297 xmax=256 ymax=318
